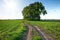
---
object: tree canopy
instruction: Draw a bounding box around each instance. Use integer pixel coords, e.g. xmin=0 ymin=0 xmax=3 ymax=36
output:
xmin=22 ymin=2 xmax=47 ymax=20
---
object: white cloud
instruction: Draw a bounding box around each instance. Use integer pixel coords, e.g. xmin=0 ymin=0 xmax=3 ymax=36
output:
xmin=0 ymin=0 xmax=23 ymax=19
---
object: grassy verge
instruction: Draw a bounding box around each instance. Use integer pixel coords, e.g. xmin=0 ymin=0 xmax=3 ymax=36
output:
xmin=0 ymin=20 xmax=27 ymax=40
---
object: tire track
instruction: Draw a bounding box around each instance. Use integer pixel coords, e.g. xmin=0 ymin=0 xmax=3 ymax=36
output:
xmin=32 ymin=25 xmax=55 ymax=40
xmin=26 ymin=25 xmax=33 ymax=40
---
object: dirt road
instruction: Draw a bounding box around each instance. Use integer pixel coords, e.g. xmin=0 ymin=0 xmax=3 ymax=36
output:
xmin=26 ymin=25 xmax=33 ymax=40
xmin=24 ymin=24 xmax=55 ymax=40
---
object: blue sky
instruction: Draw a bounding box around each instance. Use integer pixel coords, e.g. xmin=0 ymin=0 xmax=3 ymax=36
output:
xmin=0 ymin=0 xmax=60 ymax=19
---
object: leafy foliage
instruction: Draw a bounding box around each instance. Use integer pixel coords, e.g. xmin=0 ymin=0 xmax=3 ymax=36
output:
xmin=22 ymin=2 xmax=47 ymax=20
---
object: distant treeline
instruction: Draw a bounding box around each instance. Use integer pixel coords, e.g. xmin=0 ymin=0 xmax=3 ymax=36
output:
xmin=0 ymin=19 xmax=60 ymax=22
xmin=39 ymin=19 xmax=60 ymax=22
xmin=29 ymin=19 xmax=60 ymax=22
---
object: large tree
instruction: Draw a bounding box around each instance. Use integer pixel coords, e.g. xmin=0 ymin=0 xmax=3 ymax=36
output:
xmin=22 ymin=2 xmax=47 ymax=20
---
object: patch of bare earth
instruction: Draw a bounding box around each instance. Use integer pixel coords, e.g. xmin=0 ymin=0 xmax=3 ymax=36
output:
xmin=26 ymin=25 xmax=33 ymax=40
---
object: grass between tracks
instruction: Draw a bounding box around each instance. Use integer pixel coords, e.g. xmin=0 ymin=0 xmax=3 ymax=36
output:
xmin=32 ymin=29 xmax=42 ymax=40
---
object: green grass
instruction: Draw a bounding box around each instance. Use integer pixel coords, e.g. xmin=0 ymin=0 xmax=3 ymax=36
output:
xmin=0 ymin=20 xmax=60 ymax=40
xmin=28 ymin=21 xmax=60 ymax=40
xmin=0 ymin=20 xmax=27 ymax=40
xmin=32 ymin=30 xmax=42 ymax=40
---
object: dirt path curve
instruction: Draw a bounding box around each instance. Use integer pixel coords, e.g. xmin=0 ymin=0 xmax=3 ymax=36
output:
xmin=26 ymin=25 xmax=33 ymax=40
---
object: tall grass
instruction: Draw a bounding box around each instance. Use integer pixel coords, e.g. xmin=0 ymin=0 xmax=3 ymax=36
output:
xmin=0 ymin=20 xmax=27 ymax=40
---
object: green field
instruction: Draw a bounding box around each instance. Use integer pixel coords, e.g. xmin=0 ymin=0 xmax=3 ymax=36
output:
xmin=0 ymin=20 xmax=27 ymax=40
xmin=0 ymin=20 xmax=60 ymax=40
xmin=28 ymin=21 xmax=60 ymax=40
